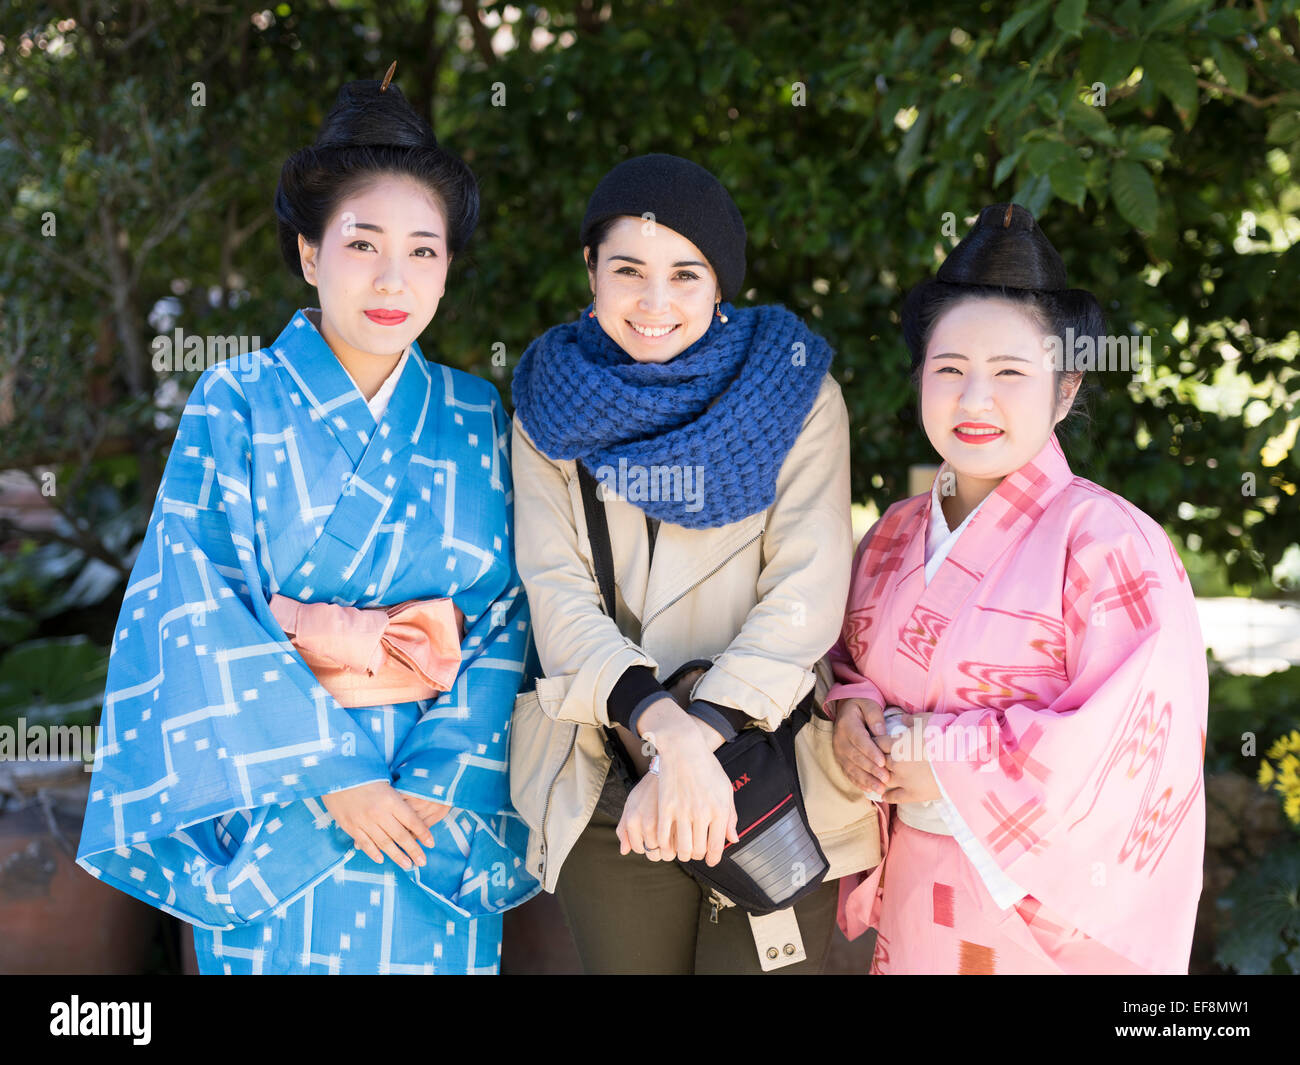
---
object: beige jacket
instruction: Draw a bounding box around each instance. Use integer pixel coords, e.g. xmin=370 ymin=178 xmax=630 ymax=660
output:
xmin=508 ymin=372 xmax=881 ymax=891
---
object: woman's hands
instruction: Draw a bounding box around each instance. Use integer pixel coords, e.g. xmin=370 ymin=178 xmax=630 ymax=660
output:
xmin=881 ymin=712 xmax=942 ymax=804
xmin=401 ymin=794 xmax=454 ymax=829
xmin=617 ymin=771 xmax=667 ymax=859
xmin=616 ymin=698 xmax=738 ymax=866
xmin=321 ymin=781 xmax=437 ymax=870
xmin=831 ymin=700 xmax=942 ymax=803
xmin=832 ymin=697 xmax=892 ymax=795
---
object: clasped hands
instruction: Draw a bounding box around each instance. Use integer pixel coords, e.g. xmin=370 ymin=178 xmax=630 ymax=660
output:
xmin=831 ymin=697 xmax=941 ymax=804
xmin=318 ymin=599 xmax=465 ymax=870
xmin=615 ymin=667 xmax=738 ymax=868
xmin=321 ymin=781 xmax=452 ymax=871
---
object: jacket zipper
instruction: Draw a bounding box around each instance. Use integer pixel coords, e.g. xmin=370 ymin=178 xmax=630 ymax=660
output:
xmin=538 ymin=726 xmax=578 ymax=871
xmin=640 ymin=529 xmax=763 ymax=632
xmin=534 ymin=530 xmax=760 ymax=872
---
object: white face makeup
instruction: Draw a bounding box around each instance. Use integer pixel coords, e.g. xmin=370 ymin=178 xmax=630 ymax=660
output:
xmin=298 ymin=174 xmax=450 ymax=376
xmin=586 ymin=215 xmax=720 ymax=364
xmin=920 ymin=297 xmax=1078 ymax=503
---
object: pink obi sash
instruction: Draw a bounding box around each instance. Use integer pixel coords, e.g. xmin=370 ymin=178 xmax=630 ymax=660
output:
xmin=268 ymin=594 xmax=464 ymax=709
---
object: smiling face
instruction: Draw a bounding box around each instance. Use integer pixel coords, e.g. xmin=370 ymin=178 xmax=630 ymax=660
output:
xmin=297 ymin=174 xmax=451 ymax=365
xmin=586 ymin=215 xmax=719 ymax=364
xmin=920 ymin=297 xmax=1078 ymax=490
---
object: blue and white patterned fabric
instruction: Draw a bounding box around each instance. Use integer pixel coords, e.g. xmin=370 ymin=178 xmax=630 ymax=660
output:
xmin=76 ymin=309 xmax=539 ymax=974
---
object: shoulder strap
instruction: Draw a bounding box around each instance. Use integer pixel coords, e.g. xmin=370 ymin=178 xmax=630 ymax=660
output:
xmin=576 ymin=462 xmax=617 ymax=619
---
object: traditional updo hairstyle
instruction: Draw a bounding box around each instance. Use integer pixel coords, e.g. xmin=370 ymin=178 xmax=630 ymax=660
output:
xmin=900 ymin=203 xmax=1104 ymax=433
xmin=274 ymin=73 xmax=479 ymax=279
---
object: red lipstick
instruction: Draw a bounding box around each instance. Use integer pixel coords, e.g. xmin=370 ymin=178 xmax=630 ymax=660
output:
xmin=953 ymin=422 xmax=1004 ymax=445
xmin=364 ymin=309 xmax=408 ymax=326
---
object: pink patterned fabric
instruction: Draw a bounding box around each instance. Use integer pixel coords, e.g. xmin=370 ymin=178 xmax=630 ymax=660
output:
xmin=269 ymin=594 xmax=463 ymax=709
xmin=826 ymin=433 xmax=1207 ymax=974
xmin=866 ymin=821 xmax=1146 ymax=974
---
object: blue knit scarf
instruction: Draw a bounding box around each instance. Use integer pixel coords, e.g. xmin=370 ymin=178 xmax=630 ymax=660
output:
xmin=511 ymin=302 xmax=833 ymax=529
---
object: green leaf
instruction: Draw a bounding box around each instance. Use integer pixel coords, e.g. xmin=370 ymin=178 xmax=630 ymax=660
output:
xmin=1110 ymin=159 xmax=1159 ymax=232
xmin=620 ymin=28 xmax=653 ymax=50
xmin=1025 ymin=138 xmax=1071 ymax=176
xmin=1266 ymin=112 xmax=1300 ymax=146
xmin=0 ymin=636 xmax=109 ymax=729
xmin=1122 ymin=124 xmax=1175 ymax=161
xmin=699 ymin=58 xmax=733 ymax=97
xmin=1205 ymin=8 xmax=1250 ymax=36
xmin=1064 ymin=96 xmax=1117 ymax=145
xmin=1049 ymin=157 xmax=1087 ymax=207
xmin=1104 ymin=37 xmax=1144 ymax=90
xmin=1142 ymin=40 xmax=1199 ymax=114
xmin=1053 ymin=0 xmax=1087 ymax=36
xmin=894 ymin=106 xmax=930 ymax=183
xmin=1013 ymin=171 xmax=1053 ymax=217
xmin=1208 ymin=38 xmax=1248 ymax=95
xmin=987 ymin=74 xmax=1031 ymax=124
xmin=923 ymin=165 xmax=952 ymax=216
xmin=1147 ymin=0 xmax=1212 ymax=33
xmin=1215 ymin=846 xmax=1300 ymax=974
xmin=1079 ymin=30 xmax=1142 ymax=90
xmin=1260 ymin=54 xmax=1300 ymax=93
xmin=993 ymin=147 xmax=1024 ymax=187
xmin=1084 ymin=155 xmax=1110 ymax=203
xmin=996 ymin=0 xmax=1050 ymax=50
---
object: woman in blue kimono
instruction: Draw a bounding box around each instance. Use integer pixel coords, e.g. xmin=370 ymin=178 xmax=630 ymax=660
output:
xmin=76 ymin=69 xmax=537 ymax=974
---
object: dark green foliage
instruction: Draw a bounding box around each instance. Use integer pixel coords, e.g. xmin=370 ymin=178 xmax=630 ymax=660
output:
xmin=1 ymin=0 xmax=1297 ymax=595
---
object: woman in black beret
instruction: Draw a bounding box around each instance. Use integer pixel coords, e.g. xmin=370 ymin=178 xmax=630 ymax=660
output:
xmin=509 ymin=154 xmax=879 ymax=973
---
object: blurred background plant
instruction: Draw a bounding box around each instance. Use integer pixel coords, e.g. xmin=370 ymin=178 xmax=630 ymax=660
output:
xmin=0 ymin=0 xmax=1296 ymax=973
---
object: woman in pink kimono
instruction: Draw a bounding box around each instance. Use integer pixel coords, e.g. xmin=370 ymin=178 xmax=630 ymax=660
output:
xmin=827 ymin=203 xmax=1207 ymax=974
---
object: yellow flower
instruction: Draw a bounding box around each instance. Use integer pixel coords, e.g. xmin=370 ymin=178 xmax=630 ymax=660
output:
xmin=1266 ymin=730 xmax=1300 ymax=761
xmin=1258 ymin=760 xmax=1276 ymax=789
xmin=1285 ymin=792 xmax=1300 ymax=826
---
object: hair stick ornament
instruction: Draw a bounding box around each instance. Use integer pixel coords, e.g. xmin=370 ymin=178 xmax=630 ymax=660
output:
xmin=380 ymin=60 xmax=397 ymax=92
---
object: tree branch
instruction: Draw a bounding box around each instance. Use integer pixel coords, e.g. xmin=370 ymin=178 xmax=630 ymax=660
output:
xmin=0 ymin=221 xmax=111 ymax=291
xmin=460 ymin=0 xmax=496 ymax=66
xmin=0 ymin=477 xmax=133 ymax=577
xmin=1195 ymin=76 xmax=1281 ymax=108
xmin=129 ymin=171 xmax=223 ymax=286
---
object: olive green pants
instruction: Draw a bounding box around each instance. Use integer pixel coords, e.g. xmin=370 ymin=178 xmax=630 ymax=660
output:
xmin=554 ymin=771 xmax=839 ymax=975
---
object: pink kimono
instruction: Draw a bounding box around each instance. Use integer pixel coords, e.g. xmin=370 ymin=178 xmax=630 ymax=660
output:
xmin=827 ymin=433 xmax=1207 ymax=974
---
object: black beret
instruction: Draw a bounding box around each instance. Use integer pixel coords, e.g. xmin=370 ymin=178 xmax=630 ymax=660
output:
xmin=580 ymin=153 xmax=747 ymax=301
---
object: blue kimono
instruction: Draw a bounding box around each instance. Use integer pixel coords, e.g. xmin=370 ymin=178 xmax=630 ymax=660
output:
xmin=77 ymin=309 xmax=539 ymax=974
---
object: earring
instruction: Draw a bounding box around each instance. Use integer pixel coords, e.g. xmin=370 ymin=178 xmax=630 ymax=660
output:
xmin=715 ymin=300 xmax=728 ymax=324
xmin=588 ymin=309 xmax=597 ymax=318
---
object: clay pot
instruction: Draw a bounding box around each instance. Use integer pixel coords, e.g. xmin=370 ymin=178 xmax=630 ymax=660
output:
xmin=0 ymin=760 xmax=161 ymax=974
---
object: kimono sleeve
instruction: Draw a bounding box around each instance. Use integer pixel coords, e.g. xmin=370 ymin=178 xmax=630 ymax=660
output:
xmin=76 ymin=364 xmax=394 ymax=929
xmin=926 ymin=512 xmax=1208 ymax=972
xmin=692 ymin=373 xmax=855 ymax=731
xmin=389 ymin=389 xmax=531 ymax=819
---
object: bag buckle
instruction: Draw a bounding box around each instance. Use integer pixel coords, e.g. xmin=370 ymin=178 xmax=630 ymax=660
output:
xmin=748 ymin=907 xmax=807 ymax=971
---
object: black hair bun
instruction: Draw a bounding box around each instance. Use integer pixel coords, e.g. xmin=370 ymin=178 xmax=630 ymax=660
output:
xmin=274 ymin=74 xmax=479 ymax=278
xmin=936 ymin=203 xmax=1069 ymax=291
xmin=899 ymin=203 xmax=1106 ymax=382
xmin=314 ymin=80 xmax=439 ymax=152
